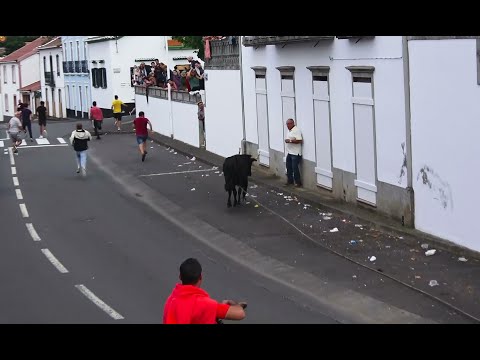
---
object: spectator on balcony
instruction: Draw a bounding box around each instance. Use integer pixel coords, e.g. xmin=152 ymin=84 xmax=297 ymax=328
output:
xmin=171 ymin=70 xmax=182 ymax=90
xmin=187 ymin=56 xmax=196 ymax=70
xmin=180 ymin=70 xmax=190 ymax=92
xmin=144 ymin=73 xmax=156 ymax=88
xmin=194 ymin=62 xmax=205 ymax=90
xmin=167 ymin=79 xmax=178 ymax=91
xmin=150 ymin=62 xmax=156 ymax=75
xmin=139 ymin=63 xmax=148 ymax=84
xmin=188 ymin=69 xmax=202 ymax=92
xmin=132 ymin=65 xmax=141 ymax=85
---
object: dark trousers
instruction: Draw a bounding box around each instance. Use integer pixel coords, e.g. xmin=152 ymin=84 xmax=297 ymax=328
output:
xmin=93 ymin=120 xmax=102 ymax=138
xmin=23 ymin=121 xmax=32 ymax=139
xmin=286 ymin=153 xmax=302 ymax=185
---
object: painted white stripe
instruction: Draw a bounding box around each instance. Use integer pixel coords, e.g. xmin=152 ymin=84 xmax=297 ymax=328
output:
xmin=16 ymin=189 xmax=23 ymax=200
xmin=8 ymin=147 xmax=15 ymax=165
xmin=26 ymin=223 xmax=41 ymax=241
xmin=139 ymin=168 xmax=217 ymax=177
xmin=13 ymin=177 xmax=19 ymax=186
xmin=16 ymin=144 xmax=68 ymax=149
xmin=11 ymin=167 xmax=16 ymax=175
xmin=19 ymin=203 xmax=29 ymax=218
xmin=0 ymin=140 xmax=4 ymax=148
xmin=57 ymin=137 xmax=66 ymax=144
xmin=41 ymin=249 xmax=68 ymax=273
xmin=75 ymin=285 xmax=124 ymax=320
xmin=35 ymin=138 xmax=50 ymax=145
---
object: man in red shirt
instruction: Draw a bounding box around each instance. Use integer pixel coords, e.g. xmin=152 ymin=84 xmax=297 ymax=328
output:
xmin=163 ymin=258 xmax=247 ymax=324
xmin=89 ymin=101 xmax=104 ymax=140
xmin=133 ymin=111 xmax=153 ymax=162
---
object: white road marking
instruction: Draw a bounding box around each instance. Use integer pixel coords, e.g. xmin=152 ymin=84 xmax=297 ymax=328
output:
xmin=13 ymin=177 xmax=19 ymax=186
xmin=19 ymin=203 xmax=29 ymax=218
xmin=11 ymin=166 xmax=16 ymax=175
xmin=41 ymin=249 xmax=68 ymax=273
xmin=57 ymin=138 xmax=66 ymax=144
xmin=8 ymin=147 xmax=15 ymax=165
xmin=16 ymin=189 xmax=23 ymax=200
xmin=16 ymin=144 xmax=68 ymax=149
xmin=139 ymin=168 xmax=218 ymax=177
xmin=75 ymin=285 xmax=124 ymax=320
xmin=0 ymin=140 xmax=4 ymax=147
xmin=26 ymin=223 xmax=41 ymax=241
xmin=35 ymin=138 xmax=50 ymax=145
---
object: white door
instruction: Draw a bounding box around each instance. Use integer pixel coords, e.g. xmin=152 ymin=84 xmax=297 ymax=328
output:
xmin=254 ymin=71 xmax=270 ymax=166
xmin=352 ymin=76 xmax=377 ymax=206
xmin=312 ymin=73 xmax=333 ymax=189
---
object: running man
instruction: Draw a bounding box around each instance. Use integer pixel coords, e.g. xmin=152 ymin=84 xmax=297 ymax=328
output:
xmin=133 ymin=111 xmax=153 ymax=162
xmin=36 ymin=101 xmax=48 ymax=138
xmin=111 ymin=95 xmax=125 ymax=131
xmin=8 ymin=111 xmax=23 ymax=154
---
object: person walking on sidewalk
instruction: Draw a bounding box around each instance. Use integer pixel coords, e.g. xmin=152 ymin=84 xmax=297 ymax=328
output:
xmin=69 ymin=123 xmax=92 ymax=176
xmin=89 ymin=101 xmax=104 ymax=140
xmin=35 ymin=101 xmax=48 ymax=138
xmin=284 ymin=118 xmax=303 ymax=187
xmin=8 ymin=111 xmax=23 ymax=154
xmin=111 ymin=95 xmax=125 ymax=131
xmin=21 ymin=103 xmax=34 ymax=142
xmin=133 ymin=111 xmax=153 ymax=162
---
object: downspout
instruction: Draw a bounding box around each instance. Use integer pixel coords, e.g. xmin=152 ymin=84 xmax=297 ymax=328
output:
xmin=402 ymin=36 xmax=414 ymax=227
xmin=239 ymin=36 xmax=247 ymax=154
xmin=165 ymin=36 xmax=174 ymax=138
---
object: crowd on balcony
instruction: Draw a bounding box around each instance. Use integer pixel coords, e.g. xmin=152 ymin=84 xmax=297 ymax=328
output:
xmin=132 ymin=57 xmax=205 ymax=94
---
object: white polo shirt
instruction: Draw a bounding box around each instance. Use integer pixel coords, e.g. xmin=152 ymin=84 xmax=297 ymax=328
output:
xmin=286 ymin=126 xmax=303 ymax=156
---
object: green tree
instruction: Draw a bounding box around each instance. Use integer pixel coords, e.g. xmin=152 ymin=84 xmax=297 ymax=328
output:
xmin=172 ymin=36 xmax=204 ymax=60
xmin=3 ymin=36 xmax=40 ymax=55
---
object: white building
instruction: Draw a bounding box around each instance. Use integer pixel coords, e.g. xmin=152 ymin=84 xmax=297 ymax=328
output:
xmin=38 ymin=37 xmax=66 ymax=119
xmin=85 ymin=36 xmax=198 ymax=116
xmin=0 ymin=37 xmax=50 ymax=121
xmin=61 ymin=36 xmax=92 ymax=119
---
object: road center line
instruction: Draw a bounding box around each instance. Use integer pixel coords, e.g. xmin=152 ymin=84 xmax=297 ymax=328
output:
xmin=13 ymin=177 xmax=19 ymax=186
xmin=139 ymin=168 xmax=218 ymax=177
xmin=8 ymin=147 xmax=15 ymax=165
xmin=75 ymin=285 xmax=124 ymax=320
xmin=11 ymin=166 xmax=16 ymax=175
xmin=41 ymin=249 xmax=69 ymax=273
xmin=19 ymin=203 xmax=29 ymax=218
xmin=26 ymin=223 xmax=41 ymax=241
xmin=16 ymin=189 xmax=23 ymax=200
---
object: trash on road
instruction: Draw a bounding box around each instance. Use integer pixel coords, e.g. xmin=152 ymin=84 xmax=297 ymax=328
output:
xmin=352 ymin=275 xmax=357 ymax=279
xmin=205 ymin=174 xmax=209 ymax=177
xmin=191 ymin=156 xmax=196 ymax=161
xmin=178 ymin=165 xmax=183 ymax=167
xmin=254 ymin=204 xmax=259 ymax=208
xmin=458 ymin=257 xmax=468 ymax=262
xmin=425 ymin=249 xmax=437 ymax=256
xmin=174 ymin=152 xmax=177 ymax=154
xmin=329 ymin=227 xmax=339 ymax=233
xmin=429 ymin=280 xmax=439 ymax=287
xmin=215 ymin=171 xmax=220 ymax=174
xmin=191 ymin=188 xmax=196 ymax=191
xmin=421 ymin=243 xmax=429 ymax=250
xmin=323 ymin=216 xmax=332 ymax=220
xmin=415 ymin=275 xmax=421 ymax=279
xmin=250 ymin=184 xmax=258 ymax=189
xmin=385 ymin=245 xmax=391 ymax=249
xmin=349 ymin=240 xmax=357 ymax=245
xmin=355 ymin=224 xmax=363 ymax=228
xmin=369 ymin=256 xmax=377 ymax=262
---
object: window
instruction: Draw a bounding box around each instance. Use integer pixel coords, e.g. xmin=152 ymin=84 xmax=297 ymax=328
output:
xmin=70 ymin=42 xmax=74 ymax=62
xmin=92 ymin=67 xmax=107 ymax=88
xmin=13 ymin=95 xmax=17 ymax=111
xmin=43 ymin=56 xmax=47 ymax=73
xmin=76 ymin=41 xmax=80 ymax=62
xmin=100 ymin=68 xmax=107 ymax=88
xmin=79 ymin=85 xmax=83 ymax=113
xmin=3 ymin=65 xmax=6 ymax=83
xmin=64 ymin=42 xmax=67 ymax=60
xmin=84 ymin=42 xmax=87 ymax=61
xmin=66 ymin=85 xmax=70 ymax=108
xmin=5 ymin=94 xmax=8 ymax=112
xmin=11 ymin=65 xmax=16 ymax=83
xmin=56 ymin=54 xmax=60 ymax=75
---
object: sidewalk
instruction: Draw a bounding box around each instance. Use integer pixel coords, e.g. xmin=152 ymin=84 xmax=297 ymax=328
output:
xmin=91 ymin=119 xmax=480 ymax=322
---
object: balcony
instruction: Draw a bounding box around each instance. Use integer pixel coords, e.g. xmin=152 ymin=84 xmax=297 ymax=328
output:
xmin=63 ymin=61 xmax=74 ymax=73
xmin=242 ymin=36 xmax=334 ymax=47
xmin=205 ymin=37 xmax=239 ymax=70
xmin=74 ymin=61 xmax=81 ymax=73
xmin=44 ymin=71 xmax=55 ymax=87
xmin=81 ymin=60 xmax=89 ymax=73
xmin=134 ymin=85 xmax=202 ymax=104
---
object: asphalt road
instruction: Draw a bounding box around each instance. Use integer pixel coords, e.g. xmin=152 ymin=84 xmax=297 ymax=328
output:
xmin=0 ymin=120 xmax=474 ymax=323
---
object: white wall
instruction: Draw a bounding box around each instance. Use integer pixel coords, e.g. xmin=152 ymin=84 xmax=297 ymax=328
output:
xmin=89 ymin=40 xmax=114 ymax=110
xmin=39 ymin=46 xmax=66 ymax=118
xmin=20 ymin=54 xmax=40 ymax=88
xmin=408 ymin=38 xmax=480 ymax=252
xmin=241 ymin=36 xmax=408 ymax=188
xmin=204 ymin=69 xmax=244 ymax=157
xmin=1 ymin=63 xmax=18 ymax=116
xmin=135 ymin=92 xmax=199 ymax=147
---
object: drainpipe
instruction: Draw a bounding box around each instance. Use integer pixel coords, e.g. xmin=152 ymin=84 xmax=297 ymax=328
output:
xmin=402 ymin=36 xmax=414 ymax=227
xmin=239 ymin=36 xmax=247 ymax=154
xmin=165 ymin=36 xmax=174 ymax=138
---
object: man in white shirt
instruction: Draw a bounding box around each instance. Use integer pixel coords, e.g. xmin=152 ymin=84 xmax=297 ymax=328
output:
xmin=284 ymin=118 xmax=303 ymax=187
xmin=8 ymin=111 xmax=24 ymax=154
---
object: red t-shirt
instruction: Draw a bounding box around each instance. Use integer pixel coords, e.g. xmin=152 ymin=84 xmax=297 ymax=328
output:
xmin=90 ymin=106 xmax=103 ymax=121
xmin=163 ymin=284 xmax=230 ymax=324
xmin=134 ymin=117 xmax=150 ymax=136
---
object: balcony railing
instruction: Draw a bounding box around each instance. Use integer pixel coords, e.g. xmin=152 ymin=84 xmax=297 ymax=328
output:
xmin=74 ymin=61 xmax=81 ymax=73
xmin=205 ymin=37 xmax=239 ymax=70
xmin=44 ymin=71 xmax=55 ymax=87
xmin=63 ymin=61 xmax=74 ymax=73
xmin=135 ymin=85 xmax=202 ymax=104
xmin=243 ymin=36 xmax=335 ymax=47
xmin=81 ymin=60 xmax=88 ymax=73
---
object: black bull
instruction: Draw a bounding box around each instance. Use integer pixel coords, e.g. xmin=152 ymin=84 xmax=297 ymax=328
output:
xmin=222 ymin=154 xmax=257 ymax=208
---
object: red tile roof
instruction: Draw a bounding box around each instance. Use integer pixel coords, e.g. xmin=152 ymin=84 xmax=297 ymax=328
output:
xmin=0 ymin=37 xmax=50 ymax=63
xmin=19 ymin=81 xmax=41 ymax=92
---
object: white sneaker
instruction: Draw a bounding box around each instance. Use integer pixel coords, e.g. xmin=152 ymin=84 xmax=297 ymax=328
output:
xmin=43 ymin=129 xmax=48 ymax=137
xmin=38 ymin=135 xmax=44 ymax=139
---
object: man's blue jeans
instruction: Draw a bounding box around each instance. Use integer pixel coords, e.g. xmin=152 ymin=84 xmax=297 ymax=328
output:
xmin=286 ymin=153 xmax=302 ymax=185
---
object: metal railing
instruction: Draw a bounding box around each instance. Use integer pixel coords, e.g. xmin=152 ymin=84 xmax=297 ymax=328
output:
xmin=205 ymin=37 xmax=239 ymax=70
xmin=243 ymin=36 xmax=334 ymax=47
xmin=135 ymin=85 xmax=202 ymax=104
xmin=81 ymin=60 xmax=88 ymax=73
